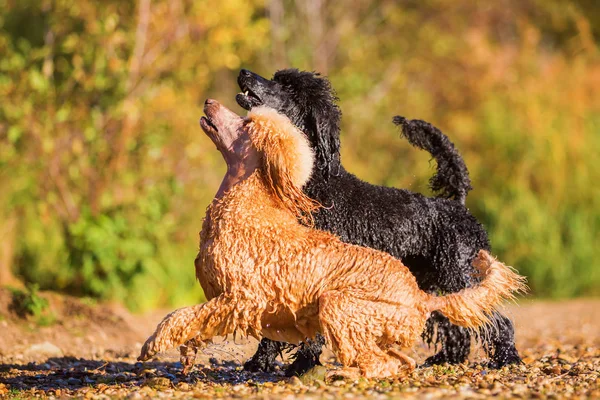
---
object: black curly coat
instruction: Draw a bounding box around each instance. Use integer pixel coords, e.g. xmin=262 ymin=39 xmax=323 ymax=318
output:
xmin=236 ymin=68 xmax=521 ymax=376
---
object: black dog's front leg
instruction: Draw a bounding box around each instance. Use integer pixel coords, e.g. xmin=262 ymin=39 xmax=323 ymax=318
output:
xmin=244 ymin=338 xmax=286 ymax=372
xmin=285 ymin=334 xmax=325 ymax=376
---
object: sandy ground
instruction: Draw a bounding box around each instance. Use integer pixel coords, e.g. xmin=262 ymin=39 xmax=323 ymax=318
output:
xmin=0 ymin=290 xmax=598 ymax=399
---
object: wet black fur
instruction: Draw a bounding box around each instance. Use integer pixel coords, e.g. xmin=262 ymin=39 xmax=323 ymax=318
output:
xmin=236 ymin=68 xmax=521 ymax=375
xmin=393 ymin=116 xmax=472 ymax=205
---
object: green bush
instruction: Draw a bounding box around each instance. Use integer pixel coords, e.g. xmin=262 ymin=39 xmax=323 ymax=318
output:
xmin=9 ymin=284 xmax=56 ymax=326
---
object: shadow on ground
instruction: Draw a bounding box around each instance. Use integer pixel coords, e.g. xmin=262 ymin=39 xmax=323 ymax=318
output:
xmin=0 ymin=356 xmax=287 ymax=394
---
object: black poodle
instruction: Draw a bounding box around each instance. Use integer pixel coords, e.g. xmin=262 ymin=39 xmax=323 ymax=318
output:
xmin=235 ymin=68 xmax=521 ymax=376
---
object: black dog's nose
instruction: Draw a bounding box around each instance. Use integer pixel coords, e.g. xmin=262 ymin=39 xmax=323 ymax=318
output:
xmin=240 ymin=69 xmax=252 ymax=77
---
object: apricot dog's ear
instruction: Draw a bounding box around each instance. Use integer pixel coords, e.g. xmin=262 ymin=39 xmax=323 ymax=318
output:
xmin=247 ymin=107 xmax=320 ymax=224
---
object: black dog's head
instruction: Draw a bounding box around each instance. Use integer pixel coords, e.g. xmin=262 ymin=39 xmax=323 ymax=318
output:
xmin=236 ymin=69 xmax=341 ymax=179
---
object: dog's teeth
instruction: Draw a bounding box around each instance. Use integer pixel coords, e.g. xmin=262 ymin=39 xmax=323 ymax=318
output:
xmin=244 ymin=91 xmax=249 ymax=96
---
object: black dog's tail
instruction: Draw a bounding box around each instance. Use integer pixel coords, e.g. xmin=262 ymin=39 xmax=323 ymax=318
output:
xmin=393 ymin=116 xmax=472 ymax=204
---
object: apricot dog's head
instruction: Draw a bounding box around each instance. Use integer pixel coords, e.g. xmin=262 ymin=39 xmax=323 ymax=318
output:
xmin=200 ymin=100 xmax=320 ymax=223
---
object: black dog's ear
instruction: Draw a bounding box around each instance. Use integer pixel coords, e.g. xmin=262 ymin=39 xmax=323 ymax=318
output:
xmin=306 ymin=103 xmax=341 ymax=179
xmin=273 ymin=69 xmax=342 ymax=180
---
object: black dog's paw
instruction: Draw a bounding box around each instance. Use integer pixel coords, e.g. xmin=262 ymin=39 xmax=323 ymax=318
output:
xmin=486 ymin=349 xmax=523 ymax=369
xmin=284 ymin=352 xmax=321 ymax=377
xmin=421 ymin=350 xmax=468 ymax=367
xmin=243 ymin=356 xmax=278 ymax=373
xmin=421 ymin=353 xmax=447 ymax=368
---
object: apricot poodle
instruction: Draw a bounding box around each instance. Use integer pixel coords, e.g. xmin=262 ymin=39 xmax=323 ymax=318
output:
xmin=138 ymin=101 xmax=525 ymax=378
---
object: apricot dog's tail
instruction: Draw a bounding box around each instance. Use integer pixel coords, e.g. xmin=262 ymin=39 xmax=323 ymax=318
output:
xmin=427 ymin=250 xmax=527 ymax=329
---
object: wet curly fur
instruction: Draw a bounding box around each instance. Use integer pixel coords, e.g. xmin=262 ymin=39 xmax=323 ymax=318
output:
xmin=236 ymin=69 xmax=523 ymax=375
xmin=137 ymin=102 xmax=526 ymax=379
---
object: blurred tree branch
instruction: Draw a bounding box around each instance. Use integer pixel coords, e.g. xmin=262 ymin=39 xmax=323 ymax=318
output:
xmin=0 ymin=215 xmax=18 ymax=287
xmin=269 ymin=0 xmax=287 ymax=69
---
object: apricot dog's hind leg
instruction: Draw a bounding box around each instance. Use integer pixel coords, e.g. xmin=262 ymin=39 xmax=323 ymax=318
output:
xmin=318 ymin=290 xmax=416 ymax=379
xmin=139 ymin=294 xmax=262 ymax=362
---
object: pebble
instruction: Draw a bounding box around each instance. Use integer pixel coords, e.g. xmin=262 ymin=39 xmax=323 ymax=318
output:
xmin=24 ymin=342 xmax=63 ymax=358
xmin=299 ymin=365 xmax=327 ymax=384
xmin=139 ymin=368 xmax=156 ymax=376
xmin=115 ymin=373 xmax=129 ymax=382
xmin=143 ymin=377 xmax=171 ymax=389
xmin=67 ymin=377 xmax=82 ymax=385
xmin=231 ymin=384 xmax=245 ymax=392
xmin=288 ymin=376 xmax=303 ymax=387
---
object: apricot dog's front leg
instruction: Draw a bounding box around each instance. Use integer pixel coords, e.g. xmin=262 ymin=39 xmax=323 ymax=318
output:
xmin=180 ymin=338 xmax=201 ymax=374
xmin=138 ymin=294 xmax=258 ymax=361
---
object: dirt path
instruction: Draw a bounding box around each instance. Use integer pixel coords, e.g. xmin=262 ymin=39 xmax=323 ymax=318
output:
xmin=0 ymin=290 xmax=598 ymax=398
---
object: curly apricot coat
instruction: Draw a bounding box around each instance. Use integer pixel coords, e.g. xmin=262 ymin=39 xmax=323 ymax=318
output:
xmin=138 ymin=103 xmax=526 ymax=378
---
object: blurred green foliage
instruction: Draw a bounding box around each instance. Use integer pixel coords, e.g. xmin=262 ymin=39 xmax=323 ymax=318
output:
xmin=9 ymin=283 xmax=56 ymax=326
xmin=0 ymin=0 xmax=598 ymax=310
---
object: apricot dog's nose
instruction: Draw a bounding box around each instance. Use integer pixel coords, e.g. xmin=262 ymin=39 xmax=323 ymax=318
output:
xmin=205 ymin=99 xmax=217 ymax=105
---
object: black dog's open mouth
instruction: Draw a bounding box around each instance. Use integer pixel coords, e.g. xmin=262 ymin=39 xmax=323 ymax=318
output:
xmin=236 ymin=85 xmax=262 ymax=110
